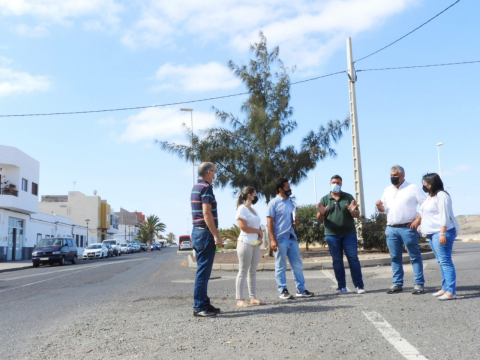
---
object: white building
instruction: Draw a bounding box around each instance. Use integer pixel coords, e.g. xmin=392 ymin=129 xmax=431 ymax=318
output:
xmin=0 ymin=145 xmax=87 ymax=261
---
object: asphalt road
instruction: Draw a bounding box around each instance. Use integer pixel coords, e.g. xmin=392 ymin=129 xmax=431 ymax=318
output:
xmin=0 ymin=243 xmax=479 ymax=359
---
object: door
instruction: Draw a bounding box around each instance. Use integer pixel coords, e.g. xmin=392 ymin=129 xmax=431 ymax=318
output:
xmin=7 ymin=218 xmax=24 ymax=261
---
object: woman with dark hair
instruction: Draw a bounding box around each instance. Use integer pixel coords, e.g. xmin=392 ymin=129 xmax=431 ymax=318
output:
xmin=420 ymin=173 xmax=460 ymax=300
xmin=235 ymin=187 xmax=264 ymax=307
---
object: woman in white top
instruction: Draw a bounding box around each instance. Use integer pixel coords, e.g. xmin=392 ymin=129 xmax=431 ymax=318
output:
xmin=235 ymin=187 xmax=264 ymax=307
xmin=420 ymin=173 xmax=460 ymax=300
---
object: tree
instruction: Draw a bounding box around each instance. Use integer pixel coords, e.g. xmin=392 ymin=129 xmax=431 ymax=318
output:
xmin=295 ymin=204 xmax=325 ymax=250
xmin=166 ymin=232 xmax=176 ymax=244
xmin=218 ymin=224 xmax=241 ymax=243
xmin=158 ymin=31 xmax=349 ymax=203
xmin=137 ymin=215 xmax=166 ymax=244
xmin=356 ymin=210 xmax=388 ymax=252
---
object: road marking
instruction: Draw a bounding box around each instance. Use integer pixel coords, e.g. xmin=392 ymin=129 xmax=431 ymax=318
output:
xmin=0 ymin=258 xmax=148 ymax=293
xmin=321 ymin=269 xmax=351 ymax=292
xmin=363 ymin=311 xmax=427 ymax=360
xmin=172 ymin=275 xmax=236 ymax=284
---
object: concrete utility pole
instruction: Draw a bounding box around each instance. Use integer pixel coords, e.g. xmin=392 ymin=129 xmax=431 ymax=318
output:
xmin=346 ymin=37 xmax=366 ymax=217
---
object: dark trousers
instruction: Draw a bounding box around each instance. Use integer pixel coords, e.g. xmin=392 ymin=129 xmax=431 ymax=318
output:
xmin=326 ymin=233 xmax=364 ymax=289
xmin=192 ymin=226 xmax=216 ymax=312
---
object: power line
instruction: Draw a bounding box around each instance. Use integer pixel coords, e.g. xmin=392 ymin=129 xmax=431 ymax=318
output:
xmin=354 ymin=0 xmax=461 ymax=63
xmin=356 ymin=60 xmax=480 ymax=72
xmin=0 ymin=71 xmax=346 ymax=118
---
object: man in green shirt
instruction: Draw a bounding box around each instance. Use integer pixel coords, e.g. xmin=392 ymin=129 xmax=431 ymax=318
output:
xmin=316 ymin=175 xmax=365 ymax=294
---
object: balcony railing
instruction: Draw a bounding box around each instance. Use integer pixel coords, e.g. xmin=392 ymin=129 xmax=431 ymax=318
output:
xmin=0 ymin=188 xmax=19 ymax=196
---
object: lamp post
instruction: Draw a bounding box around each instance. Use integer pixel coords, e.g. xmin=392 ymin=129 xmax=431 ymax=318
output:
xmin=85 ymin=219 xmax=90 ymax=246
xmin=437 ymin=142 xmax=444 ymax=177
xmin=181 ymin=108 xmax=195 ymax=186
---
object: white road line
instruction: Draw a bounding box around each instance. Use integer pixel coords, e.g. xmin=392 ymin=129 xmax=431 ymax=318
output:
xmin=321 ymin=269 xmax=351 ymax=292
xmin=0 ymin=258 xmax=148 ymax=293
xmin=363 ymin=311 xmax=427 ymax=360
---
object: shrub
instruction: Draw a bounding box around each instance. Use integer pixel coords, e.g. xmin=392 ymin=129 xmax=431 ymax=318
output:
xmin=356 ymin=210 xmax=388 ymax=252
xmin=295 ymin=204 xmax=326 ymax=250
xmin=224 ymin=242 xmax=237 ymax=250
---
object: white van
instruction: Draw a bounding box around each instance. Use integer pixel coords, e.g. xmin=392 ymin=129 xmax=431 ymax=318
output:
xmin=102 ymin=239 xmax=122 ymax=256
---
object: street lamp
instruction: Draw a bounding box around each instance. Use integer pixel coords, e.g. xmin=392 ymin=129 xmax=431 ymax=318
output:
xmin=85 ymin=219 xmax=90 ymax=246
xmin=181 ymin=108 xmax=195 ymax=186
xmin=437 ymin=142 xmax=444 ymax=177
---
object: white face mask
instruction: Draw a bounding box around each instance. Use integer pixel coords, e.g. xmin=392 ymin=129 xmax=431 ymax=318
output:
xmin=330 ymin=184 xmax=341 ymax=193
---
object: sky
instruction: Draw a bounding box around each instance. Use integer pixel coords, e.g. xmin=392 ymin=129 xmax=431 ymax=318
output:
xmin=0 ymin=0 xmax=478 ymax=239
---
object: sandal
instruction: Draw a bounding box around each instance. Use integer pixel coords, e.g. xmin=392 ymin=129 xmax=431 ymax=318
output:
xmin=250 ymin=298 xmax=265 ymax=306
xmin=237 ymin=300 xmax=250 ymax=308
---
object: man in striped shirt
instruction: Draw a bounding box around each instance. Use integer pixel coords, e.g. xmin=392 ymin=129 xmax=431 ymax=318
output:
xmin=191 ymin=162 xmax=223 ymax=318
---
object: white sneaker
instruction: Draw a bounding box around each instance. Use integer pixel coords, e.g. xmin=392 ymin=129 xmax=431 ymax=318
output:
xmin=335 ymin=288 xmax=347 ymax=294
xmin=356 ymin=286 xmax=366 ymax=294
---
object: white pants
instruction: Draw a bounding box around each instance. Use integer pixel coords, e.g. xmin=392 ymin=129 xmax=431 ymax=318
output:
xmin=236 ymin=241 xmax=261 ymax=299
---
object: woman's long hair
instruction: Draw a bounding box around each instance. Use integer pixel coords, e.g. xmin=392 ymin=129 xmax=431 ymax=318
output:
xmin=423 ymin=173 xmax=448 ymax=197
xmin=237 ymin=186 xmax=256 ymax=208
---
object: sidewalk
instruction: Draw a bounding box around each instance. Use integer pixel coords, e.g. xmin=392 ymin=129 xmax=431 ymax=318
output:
xmin=0 ymin=260 xmax=32 ymax=273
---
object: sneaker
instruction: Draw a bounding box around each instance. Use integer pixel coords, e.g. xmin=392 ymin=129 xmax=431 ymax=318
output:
xmin=296 ymin=290 xmax=314 ymax=298
xmin=193 ymin=310 xmax=217 ymax=318
xmin=386 ymin=285 xmax=403 ymax=294
xmin=356 ymin=286 xmax=366 ymax=294
xmin=279 ymin=289 xmax=294 ymax=300
xmin=206 ymin=304 xmax=221 ymax=313
xmin=411 ymin=285 xmax=425 ymax=295
xmin=335 ymin=288 xmax=348 ymax=294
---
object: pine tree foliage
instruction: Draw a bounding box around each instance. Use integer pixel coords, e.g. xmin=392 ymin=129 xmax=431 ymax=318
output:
xmin=158 ymin=32 xmax=349 ymax=202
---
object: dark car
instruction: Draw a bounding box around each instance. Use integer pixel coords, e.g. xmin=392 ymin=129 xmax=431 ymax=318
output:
xmin=106 ymin=245 xmax=114 ymax=258
xmin=32 ymin=238 xmax=78 ymax=267
xmin=151 ymin=243 xmax=161 ymax=251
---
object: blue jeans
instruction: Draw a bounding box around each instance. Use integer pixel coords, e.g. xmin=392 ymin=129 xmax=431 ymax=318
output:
xmin=274 ymin=235 xmax=306 ymax=293
xmin=191 ymin=227 xmax=216 ymax=312
xmin=326 ymin=233 xmax=364 ymax=289
xmin=429 ymin=228 xmax=456 ymax=295
xmin=385 ymin=226 xmax=424 ymax=287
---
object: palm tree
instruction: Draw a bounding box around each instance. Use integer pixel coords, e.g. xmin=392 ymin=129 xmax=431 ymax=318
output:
xmin=138 ymin=215 xmax=166 ymax=244
xmin=218 ymin=224 xmax=241 ymax=243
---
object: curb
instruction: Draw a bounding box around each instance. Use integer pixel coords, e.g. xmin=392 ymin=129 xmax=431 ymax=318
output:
xmin=188 ymin=251 xmax=436 ymax=271
xmin=0 ymin=265 xmax=33 ymax=274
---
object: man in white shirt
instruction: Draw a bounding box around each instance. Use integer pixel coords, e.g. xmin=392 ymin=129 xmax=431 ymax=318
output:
xmin=376 ymin=165 xmax=427 ymax=295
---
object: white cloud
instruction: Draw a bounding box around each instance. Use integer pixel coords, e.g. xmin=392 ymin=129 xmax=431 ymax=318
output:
xmin=14 ymin=23 xmax=49 ymax=37
xmin=118 ymin=107 xmax=218 ymax=143
xmin=454 ymin=164 xmax=473 ymax=172
xmin=0 ymin=0 xmax=123 ymax=32
xmin=122 ymin=0 xmax=419 ymax=72
xmin=154 ymin=62 xmax=241 ymax=92
xmin=0 ymin=66 xmax=50 ymax=98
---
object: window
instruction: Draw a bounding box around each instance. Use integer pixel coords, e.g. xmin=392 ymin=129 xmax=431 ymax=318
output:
xmin=80 ymin=235 xmax=84 ymax=247
xmin=32 ymin=182 xmax=38 ymax=196
xmin=76 ymin=234 xmax=79 ymax=247
xmin=22 ymin=178 xmax=28 ymax=191
xmin=68 ymin=239 xmax=74 ymax=247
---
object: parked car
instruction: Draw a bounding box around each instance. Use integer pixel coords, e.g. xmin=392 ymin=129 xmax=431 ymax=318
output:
xmin=120 ymin=243 xmax=130 ymax=254
xmin=151 ymin=243 xmax=161 ymax=251
xmin=140 ymin=242 xmax=148 ymax=251
xmin=105 ymin=245 xmax=114 ymax=258
xmin=128 ymin=241 xmax=140 ymax=252
xmin=102 ymin=240 xmax=122 ymax=256
xmin=32 ymin=237 xmax=78 ymax=267
xmin=83 ymin=243 xmax=109 ymax=259
xmin=127 ymin=244 xmax=135 ymax=253
xmin=179 ymin=235 xmax=192 ymax=250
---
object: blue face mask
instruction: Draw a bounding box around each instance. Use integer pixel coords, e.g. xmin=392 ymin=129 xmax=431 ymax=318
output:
xmin=330 ymin=184 xmax=341 ymax=193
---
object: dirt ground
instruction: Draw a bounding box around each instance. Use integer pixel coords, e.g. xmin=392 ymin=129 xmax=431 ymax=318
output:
xmin=457 ymin=215 xmax=480 ymax=235
xmin=190 ymin=246 xmax=430 ymax=264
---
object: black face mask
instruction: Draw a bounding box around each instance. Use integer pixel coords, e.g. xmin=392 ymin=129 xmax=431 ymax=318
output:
xmin=422 ymin=185 xmax=430 ymax=193
xmin=283 ymin=189 xmax=292 ymax=198
xmin=391 ymin=177 xmax=400 ymax=186
xmin=252 ymin=195 xmax=259 ymax=205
